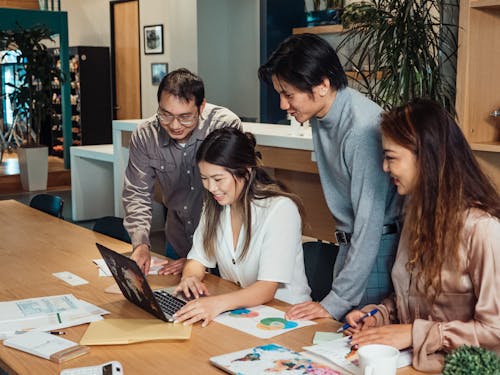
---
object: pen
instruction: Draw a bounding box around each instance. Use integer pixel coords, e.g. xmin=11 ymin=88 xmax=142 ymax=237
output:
xmin=56 ymin=312 xmax=62 ymax=324
xmin=50 ymin=331 xmax=66 ymax=335
xmin=336 ymin=308 xmax=379 ymax=333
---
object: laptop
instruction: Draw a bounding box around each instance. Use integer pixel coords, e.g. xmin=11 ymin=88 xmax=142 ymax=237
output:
xmin=96 ymin=243 xmax=186 ymax=322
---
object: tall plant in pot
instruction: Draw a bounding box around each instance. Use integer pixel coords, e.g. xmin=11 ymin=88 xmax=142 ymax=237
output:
xmin=339 ymin=0 xmax=459 ymax=113
xmin=0 ymin=24 xmax=61 ymax=191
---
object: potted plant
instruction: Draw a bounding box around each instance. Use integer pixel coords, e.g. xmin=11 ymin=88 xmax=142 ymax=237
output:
xmin=0 ymin=23 xmax=61 ymax=191
xmin=339 ymin=0 xmax=459 ymax=113
xmin=443 ymin=345 xmax=500 ymax=374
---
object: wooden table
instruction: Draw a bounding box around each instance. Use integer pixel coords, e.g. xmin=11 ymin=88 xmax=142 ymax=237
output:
xmin=0 ymin=200 xmax=424 ymax=374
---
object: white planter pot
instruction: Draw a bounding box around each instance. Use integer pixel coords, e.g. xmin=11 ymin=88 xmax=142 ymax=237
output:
xmin=17 ymin=146 xmax=49 ymax=191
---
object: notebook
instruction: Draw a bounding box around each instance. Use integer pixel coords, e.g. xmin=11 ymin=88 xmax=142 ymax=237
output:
xmin=3 ymin=331 xmax=89 ymax=363
xmin=210 ymin=343 xmax=345 ymax=375
xmin=95 ymin=243 xmax=186 ymax=322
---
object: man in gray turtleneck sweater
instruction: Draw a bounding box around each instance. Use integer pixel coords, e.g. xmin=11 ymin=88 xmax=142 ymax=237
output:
xmin=259 ymin=34 xmax=402 ymax=321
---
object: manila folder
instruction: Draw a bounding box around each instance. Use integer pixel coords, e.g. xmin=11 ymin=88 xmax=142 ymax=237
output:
xmin=80 ymin=319 xmax=191 ymax=345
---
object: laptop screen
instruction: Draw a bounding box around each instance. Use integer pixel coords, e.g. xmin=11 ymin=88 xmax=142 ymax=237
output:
xmin=96 ymin=243 xmax=168 ymax=322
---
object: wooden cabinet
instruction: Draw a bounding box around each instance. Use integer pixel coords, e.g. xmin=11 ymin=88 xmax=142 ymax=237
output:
xmin=456 ymin=0 xmax=500 ymax=188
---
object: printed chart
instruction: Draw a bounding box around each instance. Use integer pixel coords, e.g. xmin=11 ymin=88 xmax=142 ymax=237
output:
xmin=215 ymin=305 xmax=315 ymax=339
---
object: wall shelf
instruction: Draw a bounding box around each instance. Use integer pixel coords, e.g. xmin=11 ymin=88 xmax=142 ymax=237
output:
xmin=470 ymin=0 xmax=500 ymax=8
xmin=293 ymin=24 xmax=344 ymax=35
xmin=470 ymin=142 xmax=500 ymax=153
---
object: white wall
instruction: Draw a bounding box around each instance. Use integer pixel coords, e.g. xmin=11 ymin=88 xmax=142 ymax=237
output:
xmin=197 ymin=0 xmax=260 ymax=120
xmin=140 ymin=0 xmax=198 ymax=117
xmin=60 ymin=0 xmax=110 ymax=47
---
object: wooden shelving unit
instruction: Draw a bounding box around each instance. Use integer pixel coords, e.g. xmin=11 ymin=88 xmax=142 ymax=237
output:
xmin=292 ymin=24 xmax=344 ymax=34
xmin=455 ymin=0 xmax=500 ymax=188
xmin=471 ymin=142 xmax=500 ymax=152
xmin=470 ymin=0 xmax=500 ymax=8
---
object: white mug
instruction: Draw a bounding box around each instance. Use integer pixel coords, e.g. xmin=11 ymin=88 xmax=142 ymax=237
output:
xmin=358 ymin=344 xmax=399 ymax=375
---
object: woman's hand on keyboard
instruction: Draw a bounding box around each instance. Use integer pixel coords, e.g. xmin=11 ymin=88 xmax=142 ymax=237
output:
xmin=174 ymin=275 xmax=209 ymax=299
xmin=173 ymin=296 xmax=222 ymax=327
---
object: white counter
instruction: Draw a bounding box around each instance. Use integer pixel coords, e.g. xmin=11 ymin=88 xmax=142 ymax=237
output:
xmin=111 ymin=120 xmax=315 ymax=217
xmin=113 ymin=120 xmax=314 ymax=149
xmin=70 ymin=144 xmax=114 ymax=221
xmin=70 ymin=120 xmax=331 ymax=239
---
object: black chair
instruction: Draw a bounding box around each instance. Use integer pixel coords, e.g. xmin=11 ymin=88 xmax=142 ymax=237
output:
xmin=93 ymin=216 xmax=131 ymax=244
xmin=303 ymin=241 xmax=339 ymax=302
xmin=29 ymin=194 xmax=64 ymax=218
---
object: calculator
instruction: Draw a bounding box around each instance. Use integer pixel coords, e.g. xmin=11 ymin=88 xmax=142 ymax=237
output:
xmin=60 ymin=361 xmax=122 ymax=375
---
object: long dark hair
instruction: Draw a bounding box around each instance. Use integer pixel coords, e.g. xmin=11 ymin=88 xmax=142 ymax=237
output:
xmin=196 ymin=127 xmax=305 ymax=260
xmin=381 ymin=98 xmax=500 ymax=300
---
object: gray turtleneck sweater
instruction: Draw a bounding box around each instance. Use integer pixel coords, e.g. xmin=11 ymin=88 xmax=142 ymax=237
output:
xmin=310 ymin=87 xmax=402 ymax=319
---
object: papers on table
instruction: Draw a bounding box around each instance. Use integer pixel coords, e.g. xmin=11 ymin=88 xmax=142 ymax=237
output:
xmin=303 ymin=336 xmax=413 ymax=374
xmin=93 ymin=256 xmax=165 ymax=276
xmin=0 ymin=294 xmax=109 ymax=340
xmin=214 ymin=305 xmax=315 ymax=339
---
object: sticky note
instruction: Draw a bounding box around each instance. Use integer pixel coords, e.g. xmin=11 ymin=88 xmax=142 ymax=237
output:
xmin=313 ymin=331 xmax=344 ymax=345
xmin=52 ymin=272 xmax=89 ymax=286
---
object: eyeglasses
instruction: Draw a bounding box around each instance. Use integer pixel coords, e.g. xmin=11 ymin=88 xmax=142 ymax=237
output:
xmin=156 ymin=109 xmax=198 ymax=127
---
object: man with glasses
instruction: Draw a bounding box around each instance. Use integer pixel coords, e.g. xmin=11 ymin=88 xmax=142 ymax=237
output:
xmin=123 ymin=68 xmax=241 ymax=275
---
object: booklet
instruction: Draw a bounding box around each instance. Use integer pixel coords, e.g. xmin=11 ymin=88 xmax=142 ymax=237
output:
xmin=3 ymin=331 xmax=89 ymax=363
xmin=210 ymin=343 xmax=346 ymax=375
xmin=303 ymin=337 xmax=413 ymax=374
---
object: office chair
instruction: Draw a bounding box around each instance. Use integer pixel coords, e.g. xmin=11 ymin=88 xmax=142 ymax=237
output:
xmin=29 ymin=194 xmax=64 ymax=219
xmin=93 ymin=216 xmax=131 ymax=244
xmin=303 ymin=241 xmax=339 ymax=302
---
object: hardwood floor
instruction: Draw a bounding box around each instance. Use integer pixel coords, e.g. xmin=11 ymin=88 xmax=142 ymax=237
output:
xmin=0 ymin=152 xmax=71 ymax=193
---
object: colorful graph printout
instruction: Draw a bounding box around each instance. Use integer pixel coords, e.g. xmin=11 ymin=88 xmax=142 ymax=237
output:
xmin=214 ymin=305 xmax=315 ymax=339
xmin=210 ymin=343 xmax=346 ymax=375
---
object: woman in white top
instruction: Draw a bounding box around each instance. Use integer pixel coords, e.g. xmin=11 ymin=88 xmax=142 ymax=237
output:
xmin=173 ymin=127 xmax=311 ymax=327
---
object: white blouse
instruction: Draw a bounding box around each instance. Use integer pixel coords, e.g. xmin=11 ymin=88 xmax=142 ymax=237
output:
xmin=187 ymin=196 xmax=311 ymax=304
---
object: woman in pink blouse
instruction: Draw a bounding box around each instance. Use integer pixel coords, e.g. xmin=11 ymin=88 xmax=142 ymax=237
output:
xmin=345 ymin=99 xmax=500 ymax=372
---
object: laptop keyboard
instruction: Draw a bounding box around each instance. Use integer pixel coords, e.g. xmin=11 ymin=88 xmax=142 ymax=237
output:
xmin=154 ymin=290 xmax=186 ymax=317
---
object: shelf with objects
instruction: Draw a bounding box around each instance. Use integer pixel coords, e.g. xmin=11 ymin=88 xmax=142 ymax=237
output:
xmin=455 ymin=0 xmax=500 ymax=188
xmin=49 ymin=46 xmax=112 ymax=158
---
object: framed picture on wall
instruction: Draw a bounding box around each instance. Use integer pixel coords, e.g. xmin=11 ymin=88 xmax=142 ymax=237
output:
xmin=144 ymin=24 xmax=164 ymax=54
xmin=151 ymin=63 xmax=168 ymax=85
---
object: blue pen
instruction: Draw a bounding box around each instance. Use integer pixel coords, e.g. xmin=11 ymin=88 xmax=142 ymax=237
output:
xmin=336 ymin=308 xmax=379 ymax=333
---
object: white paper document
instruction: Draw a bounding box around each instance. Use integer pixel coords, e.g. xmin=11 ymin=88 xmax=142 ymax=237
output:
xmin=0 ymin=295 xmax=109 ymax=339
xmin=214 ymin=305 xmax=315 ymax=339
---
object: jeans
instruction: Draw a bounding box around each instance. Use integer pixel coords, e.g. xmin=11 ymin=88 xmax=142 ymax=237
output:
xmin=165 ymin=242 xmax=180 ymax=260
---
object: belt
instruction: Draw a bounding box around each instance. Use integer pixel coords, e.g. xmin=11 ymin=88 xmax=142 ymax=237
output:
xmin=334 ymin=223 xmax=400 ymax=245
